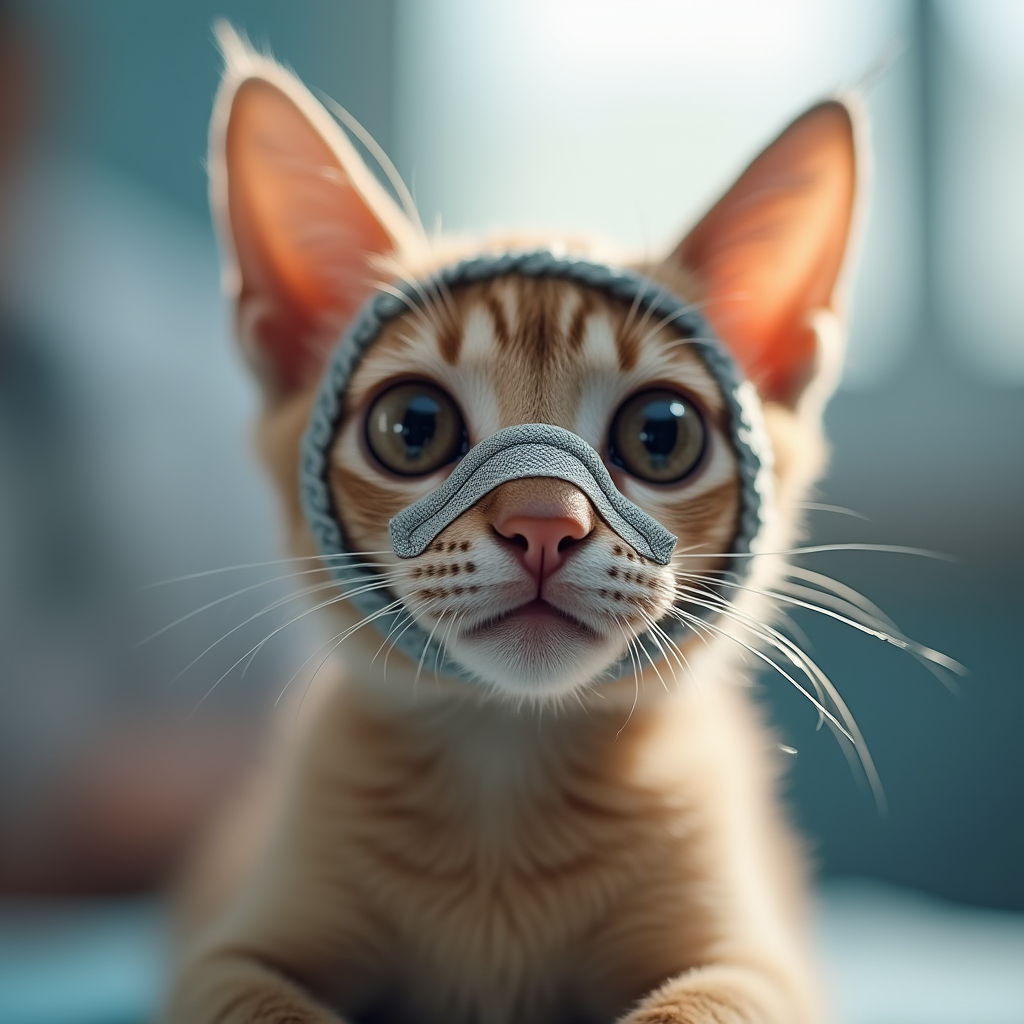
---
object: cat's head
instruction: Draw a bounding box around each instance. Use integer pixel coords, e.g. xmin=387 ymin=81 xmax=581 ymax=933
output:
xmin=208 ymin=30 xmax=861 ymax=705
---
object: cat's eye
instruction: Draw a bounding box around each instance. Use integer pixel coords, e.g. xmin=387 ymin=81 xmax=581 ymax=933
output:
xmin=608 ymin=389 xmax=706 ymax=484
xmin=365 ymin=381 xmax=468 ymax=476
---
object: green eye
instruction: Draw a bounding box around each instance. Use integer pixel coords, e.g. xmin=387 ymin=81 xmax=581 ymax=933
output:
xmin=608 ymin=389 xmax=706 ymax=484
xmin=365 ymin=381 xmax=468 ymax=476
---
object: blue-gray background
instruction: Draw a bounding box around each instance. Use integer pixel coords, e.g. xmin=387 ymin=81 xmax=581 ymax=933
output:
xmin=0 ymin=0 xmax=1020 ymax=913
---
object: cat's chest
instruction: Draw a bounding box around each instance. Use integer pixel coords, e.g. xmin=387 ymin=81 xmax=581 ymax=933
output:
xmin=332 ymin=702 xmax=680 ymax=1024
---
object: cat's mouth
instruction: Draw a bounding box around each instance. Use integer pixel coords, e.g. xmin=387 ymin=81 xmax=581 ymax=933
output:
xmin=425 ymin=592 xmax=625 ymax=697
xmin=462 ymin=599 xmax=602 ymax=645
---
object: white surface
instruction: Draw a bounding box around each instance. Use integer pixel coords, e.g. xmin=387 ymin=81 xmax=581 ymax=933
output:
xmin=0 ymin=880 xmax=1020 ymax=1024
xmin=817 ymin=880 xmax=1024 ymax=1024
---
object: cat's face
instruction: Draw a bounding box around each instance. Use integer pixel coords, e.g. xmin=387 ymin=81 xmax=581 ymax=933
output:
xmin=208 ymin=30 xmax=858 ymax=703
xmin=330 ymin=277 xmax=740 ymax=697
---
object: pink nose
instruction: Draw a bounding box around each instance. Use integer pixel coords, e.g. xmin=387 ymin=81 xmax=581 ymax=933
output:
xmin=494 ymin=513 xmax=591 ymax=582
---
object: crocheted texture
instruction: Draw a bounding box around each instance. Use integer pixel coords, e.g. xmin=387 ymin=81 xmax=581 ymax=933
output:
xmin=390 ymin=423 xmax=677 ymax=564
xmin=299 ymin=250 xmax=774 ymax=682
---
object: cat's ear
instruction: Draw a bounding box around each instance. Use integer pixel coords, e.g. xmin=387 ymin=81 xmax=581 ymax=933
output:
xmin=667 ymin=100 xmax=862 ymax=411
xmin=208 ymin=24 xmax=417 ymax=400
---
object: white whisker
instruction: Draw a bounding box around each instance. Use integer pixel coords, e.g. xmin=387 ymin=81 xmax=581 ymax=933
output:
xmin=664 ymin=603 xmax=851 ymax=742
xmin=667 ymin=581 xmax=887 ymax=811
xmin=177 ymin=573 xmax=410 ymax=695
xmin=793 ymin=502 xmax=870 ymax=520
xmin=679 ymin=571 xmax=964 ymax=677
xmin=435 ymin=609 xmax=462 ymax=680
xmin=624 ymin=616 xmax=671 ymax=694
xmin=137 ymin=561 xmax=395 ymax=647
xmin=612 ymin=616 xmax=642 ymax=736
xmin=414 ymin=611 xmax=449 ymax=692
xmin=671 ymin=543 xmax=954 ymax=562
xmin=275 ymin=599 xmax=406 ymax=708
xmin=141 ymin=551 xmax=394 ymax=589
xmin=637 ymin=609 xmax=689 ymax=685
xmin=784 ymin=565 xmax=898 ymax=629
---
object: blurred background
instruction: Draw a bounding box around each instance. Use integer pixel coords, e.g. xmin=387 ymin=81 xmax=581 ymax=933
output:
xmin=0 ymin=2 xmax=1021 ymax=1022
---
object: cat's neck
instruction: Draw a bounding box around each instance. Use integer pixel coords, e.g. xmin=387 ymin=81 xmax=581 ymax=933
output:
xmin=322 ymin=658 xmax=722 ymax=816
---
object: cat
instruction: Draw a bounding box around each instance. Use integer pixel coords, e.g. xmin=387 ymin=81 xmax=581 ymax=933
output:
xmin=162 ymin=24 xmax=869 ymax=1024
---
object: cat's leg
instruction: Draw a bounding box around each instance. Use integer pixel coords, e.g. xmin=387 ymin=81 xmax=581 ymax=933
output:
xmin=162 ymin=949 xmax=346 ymax=1024
xmin=161 ymin=744 xmax=385 ymax=1022
xmin=620 ymin=961 xmax=813 ymax=1024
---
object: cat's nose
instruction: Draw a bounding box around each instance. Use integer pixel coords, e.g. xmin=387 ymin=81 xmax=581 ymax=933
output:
xmin=491 ymin=480 xmax=594 ymax=583
xmin=495 ymin=514 xmax=591 ymax=581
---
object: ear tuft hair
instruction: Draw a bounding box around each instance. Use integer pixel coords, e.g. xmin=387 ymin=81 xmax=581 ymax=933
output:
xmin=208 ymin=22 xmax=418 ymax=400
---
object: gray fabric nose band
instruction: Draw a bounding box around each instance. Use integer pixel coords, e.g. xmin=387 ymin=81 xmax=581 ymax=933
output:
xmin=389 ymin=423 xmax=677 ymax=564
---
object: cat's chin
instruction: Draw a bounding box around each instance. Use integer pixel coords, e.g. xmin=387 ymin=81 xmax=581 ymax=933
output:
xmin=451 ymin=601 xmax=621 ymax=700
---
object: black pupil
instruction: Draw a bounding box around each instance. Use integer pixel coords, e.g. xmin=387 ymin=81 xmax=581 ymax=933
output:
xmin=398 ymin=395 xmax=440 ymax=459
xmin=638 ymin=398 xmax=684 ymax=466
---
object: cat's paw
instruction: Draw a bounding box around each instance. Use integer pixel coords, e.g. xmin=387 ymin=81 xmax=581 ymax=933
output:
xmin=618 ymin=965 xmax=804 ymax=1024
xmin=619 ymin=996 xmax=724 ymax=1024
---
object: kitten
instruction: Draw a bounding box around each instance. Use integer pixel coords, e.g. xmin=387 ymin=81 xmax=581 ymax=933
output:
xmin=163 ymin=26 xmax=865 ymax=1024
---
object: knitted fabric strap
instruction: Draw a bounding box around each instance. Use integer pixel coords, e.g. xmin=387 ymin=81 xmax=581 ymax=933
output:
xmin=389 ymin=423 xmax=678 ymax=564
xmin=300 ymin=250 xmax=774 ymax=681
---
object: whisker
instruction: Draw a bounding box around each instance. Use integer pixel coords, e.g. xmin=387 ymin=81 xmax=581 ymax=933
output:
xmin=292 ymin=599 xmax=410 ymax=726
xmin=413 ymin=610 xmax=449 ymax=693
xmin=784 ymin=564 xmax=898 ymax=629
xmin=664 ymin=603 xmax=851 ymax=742
xmin=716 ymin=570 xmax=963 ymax=693
xmin=612 ymin=616 xmax=642 ymax=736
xmin=236 ymin=572 xmax=402 ymax=682
xmin=671 ymin=543 xmax=955 ymax=562
xmin=189 ymin=580 xmax=408 ymax=718
xmin=141 ymin=551 xmax=394 ymax=589
xmin=434 ymin=609 xmax=462 ymax=680
xmin=136 ymin=561 xmax=396 ymax=647
xmin=372 ymin=608 xmax=415 ymax=666
xmin=637 ymin=609 xmax=689 ymax=684
xmin=675 ymin=573 xmax=836 ymax=709
xmin=667 ymin=581 xmax=887 ymax=810
xmin=237 ymin=572 xmax=413 ymax=680
xmin=275 ymin=598 xmax=406 ymax=708
xmin=678 ymin=571 xmax=964 ymax=676
xmin=624 ymin=616 xmax=671 ymax=693
xmin=174 ymin=572 xmax=410 ymax=691
xmin=775 ymin=578 xmax=898 ymax=639
xmin=793 ymin=502 xmax=870 ymax=520
xmin=236 ymin=577 xmax=387 ymax=680
xmin=382 ymin=604 xmax=439 ymax=682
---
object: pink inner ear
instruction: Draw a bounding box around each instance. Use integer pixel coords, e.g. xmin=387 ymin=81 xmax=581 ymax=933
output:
xmin=675 ymin=102 xmax=857 ymax=406
xmin=222 ymin=78 xmax=398 ymax=397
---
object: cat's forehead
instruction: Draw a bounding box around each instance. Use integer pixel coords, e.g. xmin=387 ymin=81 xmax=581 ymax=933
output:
xmin=344 ymin=275 xmax=727 ymax=443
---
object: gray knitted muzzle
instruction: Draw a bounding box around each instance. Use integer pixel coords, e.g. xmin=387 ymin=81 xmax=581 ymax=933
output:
xmin=389 ymin=423 xmax=677 ymax=565
xmin=300 ymin=251 xmax=773 ymax=682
